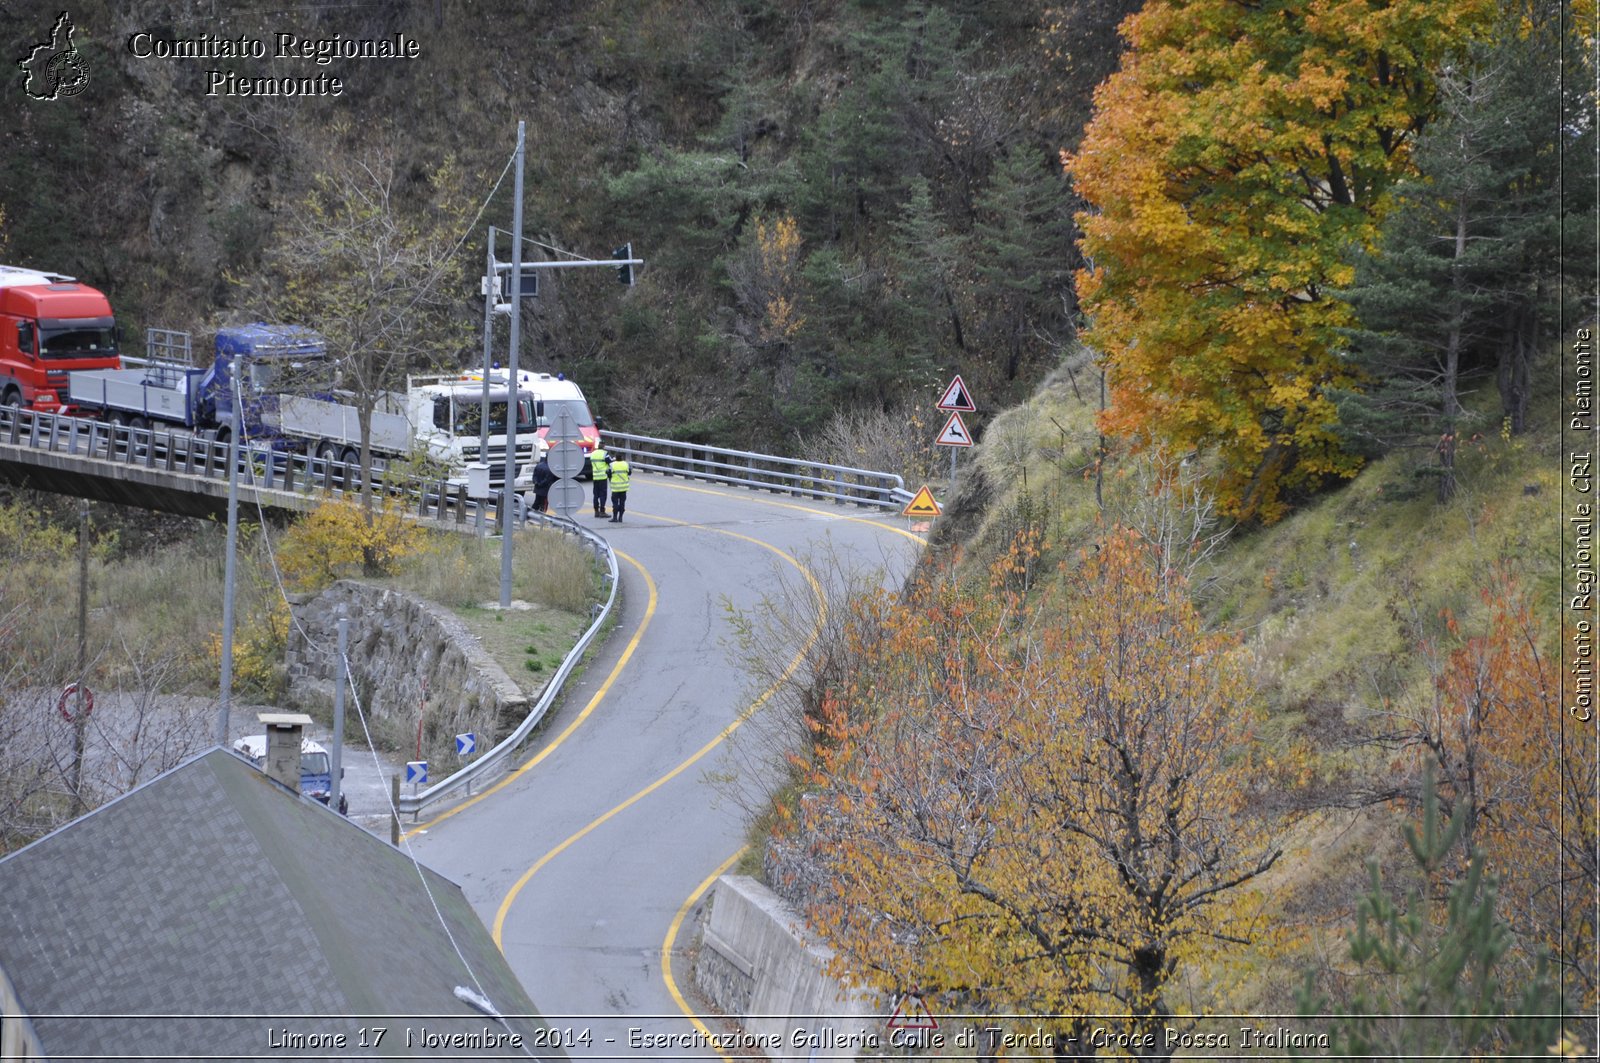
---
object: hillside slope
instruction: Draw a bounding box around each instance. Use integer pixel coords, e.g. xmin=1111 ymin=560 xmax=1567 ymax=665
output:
xmin=3 ymin=0 xmax=1135 ymax=450
xmin=921 ymin=346 xmax=1574 ymax=1010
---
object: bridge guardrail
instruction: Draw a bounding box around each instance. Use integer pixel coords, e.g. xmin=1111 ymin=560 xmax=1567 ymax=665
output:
xmin=4 ymin=404 xmax=912 ymax=817
xmin=0 ymin=405 xmax=498 ymax=525
xmin=602 ymin=430 xmax=912 ymax=509
xmin=4 ymin=407 xmax=916 ymax=516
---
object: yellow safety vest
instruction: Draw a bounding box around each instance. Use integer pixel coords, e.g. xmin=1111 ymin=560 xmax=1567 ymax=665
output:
xmin=608 ymin=460 xmax=631 ymax=492
xmin=589 ymin=448 xmax=610 ymax=481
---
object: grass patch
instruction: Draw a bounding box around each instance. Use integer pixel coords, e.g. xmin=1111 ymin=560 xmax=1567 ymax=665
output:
xmin=369 ymin=525 xmax=606 ymax=700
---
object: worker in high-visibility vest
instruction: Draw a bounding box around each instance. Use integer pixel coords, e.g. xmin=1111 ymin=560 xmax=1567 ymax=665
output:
xmin=607 ymin=458 xmax=631 ymax=522
xmin=585 ymin=443 xmax=611 ymax=517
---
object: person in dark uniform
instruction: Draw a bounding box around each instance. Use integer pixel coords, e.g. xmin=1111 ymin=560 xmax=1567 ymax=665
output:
xmin=530 ymin=454 xmax=556 ymax=513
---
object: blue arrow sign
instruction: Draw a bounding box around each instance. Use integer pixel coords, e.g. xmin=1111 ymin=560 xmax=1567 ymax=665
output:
xmin=455 ymin=733 xmax=477 ymax=756
xmin=405 ymin=761 xmax=428 ymax=785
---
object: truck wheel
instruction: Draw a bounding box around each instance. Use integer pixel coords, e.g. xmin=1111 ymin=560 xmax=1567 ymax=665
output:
xmin=1 ymin=388 xmax=20 ymax=408
xmin=128 ymin=415 xmax=148 ymax=431
xmin=342 ymin=446 xmax=360 ymax=467
xmin=317 ymin=442 xmax=339 ymax=463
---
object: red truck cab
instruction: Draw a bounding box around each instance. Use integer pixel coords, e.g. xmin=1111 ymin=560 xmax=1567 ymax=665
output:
xmin=0 ymin=265 xmax=122 ymax=412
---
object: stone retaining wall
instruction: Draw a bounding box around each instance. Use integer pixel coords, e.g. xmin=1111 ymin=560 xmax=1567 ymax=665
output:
xmin=284 ymin=582 xmax=529 ymax=747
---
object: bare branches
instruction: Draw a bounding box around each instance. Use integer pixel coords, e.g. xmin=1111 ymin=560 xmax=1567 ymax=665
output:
xmin=768 ymin=531 xmax=1281 ymax=1042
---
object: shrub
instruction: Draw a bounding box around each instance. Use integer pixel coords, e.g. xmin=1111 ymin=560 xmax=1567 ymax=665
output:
xmin=276 ymin=500 xmax=431 ymax=591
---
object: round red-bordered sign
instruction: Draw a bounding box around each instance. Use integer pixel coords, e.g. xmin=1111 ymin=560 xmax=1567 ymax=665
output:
xmin=58 ymin=683 xmax=94 ymax=723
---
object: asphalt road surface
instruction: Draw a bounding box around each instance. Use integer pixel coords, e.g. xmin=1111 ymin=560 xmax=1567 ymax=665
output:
xmin=408 ymin=473 xmax=924 ymax=1057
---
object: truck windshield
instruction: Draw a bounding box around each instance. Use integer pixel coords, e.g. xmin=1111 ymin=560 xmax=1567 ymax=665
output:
xmin=300 ymin=751 xmax=331 ymax=778
xmin=535 ymin=398 xmax=595 ymax=429
xmin=249 ymin=358 xmax=324 ymax=393
xmin=454 ymin=398 xmax=536 ymax=437
xmin=41 ymin=325 xmax=118 ymax=360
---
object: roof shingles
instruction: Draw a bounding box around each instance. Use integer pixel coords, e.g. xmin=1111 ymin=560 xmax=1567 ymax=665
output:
xmin=0 ymin=748 xmax=555 ymax=1061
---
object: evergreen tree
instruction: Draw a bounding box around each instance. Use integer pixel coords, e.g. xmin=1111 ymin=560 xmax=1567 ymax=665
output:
xmin=970 ymin=146 xmax=1076 ymax=385
xmin=1336 ymin=53 xmax=1514 ymax=500
xmin=1299 ymin=769 xmax=1576 ymax=1058
xmin=1339 ymin=0 xmax=1597 ymax=494
xmin=1478 ymin=0 xmax=1597 ymax=435
xmin=886 ymin=176 xmax=969 ymax=361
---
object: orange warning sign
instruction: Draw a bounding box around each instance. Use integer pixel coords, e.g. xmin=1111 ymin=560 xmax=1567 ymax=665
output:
xmin=886 ymin=992 xmax=939 ymax=1032
xmin=902 ymin=485 xmax=941 ymax=518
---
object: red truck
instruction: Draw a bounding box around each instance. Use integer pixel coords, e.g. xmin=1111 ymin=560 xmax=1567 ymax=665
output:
xmin=0 ymin=265 xmax=122 ymax=411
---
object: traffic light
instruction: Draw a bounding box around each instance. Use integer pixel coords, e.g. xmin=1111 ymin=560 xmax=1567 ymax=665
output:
xmin=613 ymin=243 xmax=634 ymax=287
xmin=510 ymin=266 xmax=538 ymax=299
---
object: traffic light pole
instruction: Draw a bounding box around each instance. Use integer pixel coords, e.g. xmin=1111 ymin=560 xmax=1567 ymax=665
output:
xmin=486 ymin=123 xmax=641 ymax=607
xmin=504 ymin=255 xmax=643 ymax=275
xmin=499 ymin=121 xmax=525 ymax=608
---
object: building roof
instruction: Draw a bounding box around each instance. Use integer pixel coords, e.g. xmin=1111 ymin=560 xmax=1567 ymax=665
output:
xmin=0 ymin=747 xmax=555 ymax=1059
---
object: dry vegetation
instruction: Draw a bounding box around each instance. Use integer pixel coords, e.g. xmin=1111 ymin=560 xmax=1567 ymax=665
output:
xmin=0 ymin=493 xmax=604 ymax=852
xmin=725 ymin=343 xmax=1587 ymax=1033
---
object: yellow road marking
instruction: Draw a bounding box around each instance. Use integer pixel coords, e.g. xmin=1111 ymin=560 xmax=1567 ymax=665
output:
xmin=414 ymin=488 xmax=916 ymax=842
xmin=401 ymin=551 xmax=657 ymax=841
xmin=652 ymin=478 xmax=930 ymax=545
xmin=662 ymin=847 xmax=747 ymax=1063
xmin=492 ymin=517 xmax=825 ymax=949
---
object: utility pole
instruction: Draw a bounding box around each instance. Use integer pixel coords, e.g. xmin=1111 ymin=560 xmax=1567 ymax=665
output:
xmin=330 ymin=618 xmax=347 ymax=815
xmin=477 ymin=229 xmax=496 ymax=537
xmin=217 ymin=375 xmax=242 ymax=745
xmin=499 ymin=121 xmax=525 ymax=608
xmin=71 ymin=501 xmax=89 ymax=816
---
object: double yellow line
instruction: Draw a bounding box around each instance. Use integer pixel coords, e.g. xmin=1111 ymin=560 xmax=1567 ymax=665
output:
xmin=489 ymin=515 xmax=825 ymax=1063
xmin=400 ymin=550 xmax=658 ymax=842
xmin=413 ymin=490 xmax=918 ymax=1053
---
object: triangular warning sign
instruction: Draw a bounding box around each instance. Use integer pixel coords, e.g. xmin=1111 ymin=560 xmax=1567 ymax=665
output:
xmin=902 ymin=485 xmax=941 ymax=518
xmin=886 ymin=992 xmax=939 ymax=1032
xmin=935 ymin=410 xmax=974 ymax=447
xmin=936 ymin=375 xmax=976 ymax=412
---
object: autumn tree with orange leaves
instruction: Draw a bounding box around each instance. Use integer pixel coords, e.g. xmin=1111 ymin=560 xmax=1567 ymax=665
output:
xmin=770 ymin=530 xmax=1281 ymax=1058
xmin=1067 ymin=0 xmax=1496 ymax=522
xmin=1393 ymin=571 xmax=1598 ymax=1006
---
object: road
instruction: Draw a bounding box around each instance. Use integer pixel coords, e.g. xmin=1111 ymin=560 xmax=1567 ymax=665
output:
xmin=408 ymin=474 xmax=924 ymax=1056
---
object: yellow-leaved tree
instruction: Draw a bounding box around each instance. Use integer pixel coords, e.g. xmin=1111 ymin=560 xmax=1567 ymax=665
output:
xmin=1067 ymin=0 xmax=1496 ymax=521
xmin=772 ymin=530 xmax=1280 ymax=1056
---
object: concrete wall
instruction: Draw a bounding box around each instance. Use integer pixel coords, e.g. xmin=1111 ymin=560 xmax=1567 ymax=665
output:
xmin=284 ymin=581 xmax=529 ymax=747
xmin=694 ymin=875 xmax=881 ymax=1062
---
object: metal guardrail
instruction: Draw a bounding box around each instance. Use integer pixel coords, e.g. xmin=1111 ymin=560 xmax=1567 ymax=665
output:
xmin=395 ymin=437 xmax=911 ymax=812
xmin=395 ymin=511 xmax=619 ymax=815
xmin=2 ymin=406 xmax=915 ymax=516
xmin=0 ymin=405 xmax=498 ymax=525
xmin=3 ymin=403 xmax=909 ymax=816
xmin=603 ymin=430 xmax=913 ymax=509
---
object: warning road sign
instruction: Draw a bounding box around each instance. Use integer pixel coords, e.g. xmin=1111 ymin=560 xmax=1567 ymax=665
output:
xmin=936 ymin=375 xmax=976 ymax=412
xmin=886 ymin=992 xmax=939 ymax=1032
xmin=935 ymin=410 xmax=973 ymax=447
xmin=902 ymin=485 xmax=941 ymax=518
